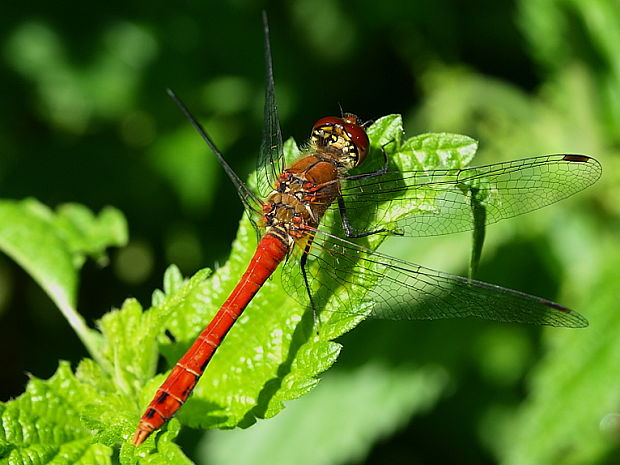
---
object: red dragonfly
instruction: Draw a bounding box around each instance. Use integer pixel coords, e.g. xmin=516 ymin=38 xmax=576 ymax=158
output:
xmin=132 ymin=16 xmax=601 ymax=446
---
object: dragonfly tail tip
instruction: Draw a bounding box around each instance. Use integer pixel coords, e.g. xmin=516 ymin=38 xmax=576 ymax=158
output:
xmin=132 ymin=426 xmax=153 ymax=447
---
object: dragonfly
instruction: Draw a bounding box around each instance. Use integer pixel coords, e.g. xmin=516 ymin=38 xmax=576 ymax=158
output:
xmin=132 ymin=14 xmax=601 ymax=446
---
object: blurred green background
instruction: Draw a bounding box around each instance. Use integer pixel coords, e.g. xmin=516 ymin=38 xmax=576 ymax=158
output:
xmin=1 ymin=0 xmax=619 ymax=464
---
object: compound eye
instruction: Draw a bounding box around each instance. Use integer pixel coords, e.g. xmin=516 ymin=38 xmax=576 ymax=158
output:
xmin=342 ymin=115 xmax=369 ymax=166
xmin=311 ymin=116 xmax=342 ymax=132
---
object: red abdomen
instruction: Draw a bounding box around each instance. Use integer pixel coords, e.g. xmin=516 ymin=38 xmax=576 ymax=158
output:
xmin=133 ymin=234 xmax=288 ymax=446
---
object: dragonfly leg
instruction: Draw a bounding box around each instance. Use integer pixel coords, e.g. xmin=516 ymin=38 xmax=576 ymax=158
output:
xmin=337 ymin=195 xmax=404 ymax=238
xmin=300 ymin=240 xmax=322 ymax=332
xmin=339 ymin=142 xmax=405 ymax=238
xmin=345 ymin=143 xmax=391 ymax=181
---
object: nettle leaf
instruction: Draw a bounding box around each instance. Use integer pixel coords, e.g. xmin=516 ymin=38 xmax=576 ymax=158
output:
xmin=363 ymin=115 xmax=477 ymax=171
xmin=53 ymin=203 xmax=128 ymax=267
xmin=133 ymin=117 xmax=474 ymax=439
xmin=0 ymin=361 xmax=113 ymax=464
xmin=201 ymin=364 xmax=450 ymax=465
xmin=2 ymin=117 xmax=476 ymax=463
xmin=400 ymin=132 xmax=478 ymax=170
xmin=0 ymin=199 xmax=127 ymax=361
xmin=0 ymin=267 xmax=210 ymax=464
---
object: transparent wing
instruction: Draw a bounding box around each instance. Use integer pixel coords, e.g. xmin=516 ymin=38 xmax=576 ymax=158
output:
xmin=334 ymin=154 xmax=601 ymax=237
xmin=256 ymin=12 xmax=285 ymax=198
xmin=280 ymin=230 xmax=587 ymax=328
xmin=166 ymin=89 xmax=264 ymax=222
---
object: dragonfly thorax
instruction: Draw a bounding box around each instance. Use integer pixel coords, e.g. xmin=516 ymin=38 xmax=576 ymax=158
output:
xmin=262 ymin=190 xmax=313 ymax=248
xmin=262 ymin=153 xmax=343 ymax=248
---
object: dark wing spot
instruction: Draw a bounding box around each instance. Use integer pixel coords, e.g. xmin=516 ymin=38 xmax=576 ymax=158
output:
xmin=562 ymin=154 xmax=590 ymax=163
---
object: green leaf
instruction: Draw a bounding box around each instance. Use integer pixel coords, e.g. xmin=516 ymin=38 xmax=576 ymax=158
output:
xmin=53 ymin=203 xmax=128 ymax=267
xmin=200 ymin=363 xmax=449 ymax=465
xmin=2 ymin=118 xmax=478 ymax=462
xmin=133 ymin=117 xmax=474 ymax=438
xmin=98 ymin=267 xmax=212 ymax=396
xmin=0 ymin=199 xmax=127 ymax=363
xmin=366 ymin=113 xmax=404 ymax=148
xmin=496 ymin=248 xmax=620 ymax=465
xmin=467 ymin=184 xmax=487 ymax=279
xmin=399 ymin=131 xmax=482 ymax=273
xmin=399 ymin=131 xmax=478 ymax=170
xmin=0 ymin=361 xmax=114 ymax=464
xmin=0 ymin=267 xmax=210 ymax=464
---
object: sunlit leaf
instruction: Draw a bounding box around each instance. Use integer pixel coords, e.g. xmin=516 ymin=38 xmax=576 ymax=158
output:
xmin=0 ymin=199 xmax=127 ymax=361
xmin=200 ymin=364 xmax=449 ymax=465
xmin=134 ymin=118 xmax=473 ymax=439
xmin=0 ymin=268 xmax=210 ymax=464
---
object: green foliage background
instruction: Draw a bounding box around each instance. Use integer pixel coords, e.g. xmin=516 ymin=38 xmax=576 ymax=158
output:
xmin=1 ymin=0 xmax=618 ymax=464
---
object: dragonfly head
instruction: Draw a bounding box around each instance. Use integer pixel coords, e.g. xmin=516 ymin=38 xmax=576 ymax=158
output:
xmin=311 ymin=114 xmax=369 ymax=169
